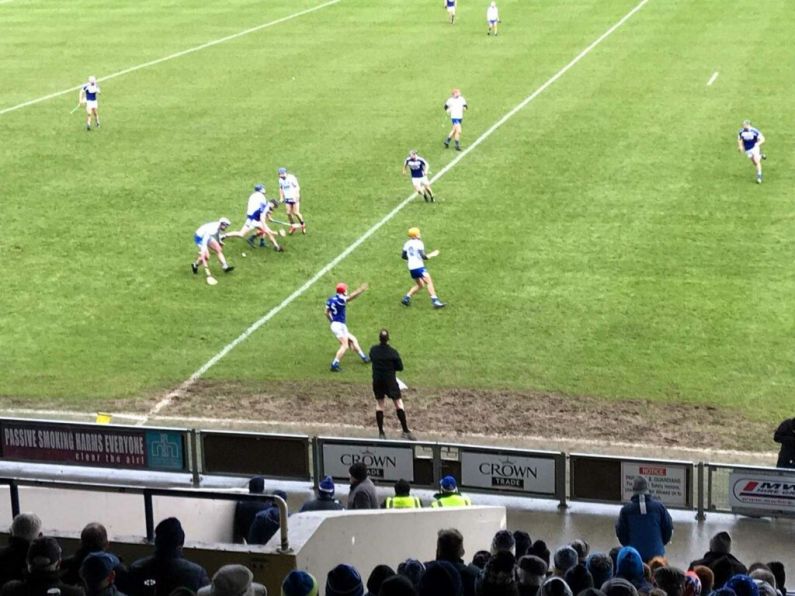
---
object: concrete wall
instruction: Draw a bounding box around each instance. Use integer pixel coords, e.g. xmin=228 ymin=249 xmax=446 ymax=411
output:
xmin=288 ymin=506 xmax=506 ymax=591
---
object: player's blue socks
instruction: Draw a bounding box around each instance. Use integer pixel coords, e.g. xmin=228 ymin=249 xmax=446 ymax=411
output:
xmin=359 ymin=352 xmax=370 ymax=363
xmin=401 ymin=295 xmax=411 ymax=306
xmin=330 ymin=359 xmax=341 ymax=372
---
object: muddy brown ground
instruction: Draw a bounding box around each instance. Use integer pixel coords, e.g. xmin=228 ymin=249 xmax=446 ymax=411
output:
xmin=160 ymin=380 xmax=777 ymax=462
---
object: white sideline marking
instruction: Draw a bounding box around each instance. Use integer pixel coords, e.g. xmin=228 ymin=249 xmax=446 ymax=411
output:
xmin=0 ymin=407 xmax=778 ymax=459
xmin=707 ymin=71 xmax=719 ymax=86
xmin=144 ymin=0 xmax=652 ymax=422
xmin=0 ymin=0 xmax=340 ymax=117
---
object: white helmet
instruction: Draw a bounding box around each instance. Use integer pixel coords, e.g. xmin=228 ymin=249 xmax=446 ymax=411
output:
xmin=219 ymin=217 xmax=231 ymax=228
xmin=88 ymin=75 xmax=97 ymax=84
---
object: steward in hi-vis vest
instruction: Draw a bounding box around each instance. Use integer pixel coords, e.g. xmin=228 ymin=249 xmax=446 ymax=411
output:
xmin=431 ymin=475 xmax=472 ymax=507
xmin=384 ymin=479 xmax=422 ymax=508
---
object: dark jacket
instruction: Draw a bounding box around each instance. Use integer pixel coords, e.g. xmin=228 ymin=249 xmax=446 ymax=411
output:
xmin=233 ymin=499 xmax=274 ymax=543
xmin=0 ymin=537 xmax=33 ymax=586
xmin=689 ymin=553 xmax=747 ymax=588
xmin=774 ymin=418 xmax=795 ymax=468
xmin=299 ymin=493 xmax=344 ymax=513
xmin=247 ymin=508 xmax=281 ymax=546
xmin=369 ymin=344 xmax=404 ymax=382
xmin=348 ymin=477 xmax=378 ymax=510
xmin=124 ymin=551 xmax=209 ymax=596
xmin=436 ymin=559 xmax=481 ymax=596
xmin=615 ymin=494 xmax=673 ymax=562
xmin=1 ymin=570 xmax=85 ymax=596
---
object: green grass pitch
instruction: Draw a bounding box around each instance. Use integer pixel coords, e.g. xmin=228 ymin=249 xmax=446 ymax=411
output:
xmin=1 ymin=0 xmax=793 ymax=422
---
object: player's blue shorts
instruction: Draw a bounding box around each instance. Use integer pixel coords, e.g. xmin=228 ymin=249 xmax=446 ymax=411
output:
xmin=194 ymin=234 xmax=203 ymax=247
xmin=488 ymin=19 xmax=497 ymax=24
xmin=410 ymin=267 xmax=427 ymax=280
xmin=284 ymin=198 xmax=298 ymax=205
xmin=451 ymin=118 xmax=462 ymax=125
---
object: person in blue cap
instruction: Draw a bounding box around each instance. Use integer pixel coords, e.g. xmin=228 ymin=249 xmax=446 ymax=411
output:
xmin=299 ymin=476 xmax=344 ymax=512
xmin=431 ymin=476 xmax=472 ymax=507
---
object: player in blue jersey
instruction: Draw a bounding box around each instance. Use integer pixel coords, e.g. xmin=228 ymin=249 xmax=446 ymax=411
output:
xmin=403 ymin=150 xmax=435 ymax=202
xmin=191 ymin=218 xmax=234 ymax=283
xmin=445 ymin=0 xmax=457 ymax=24
xmin=401 ymin=227 xmax=445 ymax=308
xmin=737 ymin=120 xmax=766 ymax=184
xmin=225 ymin=184 xmax=284 ymax=252
xmin=79 ymin=76 xmax=101 ymax=131
xmin=326 ymin=282 xmax=370 ymax=372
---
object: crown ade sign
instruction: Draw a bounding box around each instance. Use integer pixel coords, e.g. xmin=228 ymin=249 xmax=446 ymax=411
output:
xmin=0 ymin=421 xmax=185 ymax=472
xmin=322 ymin=443 xmax=414 ymax=482
xmin=460 ymin=452 xmax=556 ymax=494
xmin=729 ymin=472 xmax=795 ymax=513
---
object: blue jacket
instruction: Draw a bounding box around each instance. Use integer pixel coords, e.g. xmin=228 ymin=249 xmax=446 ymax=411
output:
xmin=615 ymin=494 xmax=673 ymax=562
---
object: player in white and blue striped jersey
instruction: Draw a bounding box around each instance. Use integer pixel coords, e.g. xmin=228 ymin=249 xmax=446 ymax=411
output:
xmin=326 ymin=282 xmax=370 ymax=372
xmin=401 ymin=227 xmax=445 ymax=308
xmin=445 ymin=0 xmax=457 ymax=24
xmin=79 ymin=76 xmax=101 ymax=131
xmin=403 ymin=150 xmax=435 ymax=202
xmin=225 ymin=184 xmax=284 ymax=252
xmin=191 ymin=218 xmax=234 ymax=279
xmin=737 ymin=120 xmax=766 ymax=184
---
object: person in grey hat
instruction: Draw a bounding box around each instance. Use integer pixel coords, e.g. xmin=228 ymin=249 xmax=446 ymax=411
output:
xmin=197 ymin=564 xmax=266 ymax=596
xmin=615 ymin=476 xmax=673 ymax=562
xmin=0 ymin=513 xmax=42 ymax=586
xmin=517 ymin=555 xmax=547 ymax=596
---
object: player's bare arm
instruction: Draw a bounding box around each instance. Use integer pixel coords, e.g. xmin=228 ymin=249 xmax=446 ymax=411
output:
xmin=348 ymin=283 xmax=369 ymax=301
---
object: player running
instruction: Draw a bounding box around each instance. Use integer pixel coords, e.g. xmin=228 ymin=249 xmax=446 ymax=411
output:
xmin=278 ymin=167 xmax=305 ymax=234
xmin=444 ymin=89 xmax=468 ymax=151
xmin=487 ymin=2 xmax=500 ymax=35
xmin=191 ymin=218 xmax=234 ymax=284
xmin=737 ymin=120 xmax=766 ymax=184
xmin=445 ymin=0 xmax=457 ymax=24
xmin=403 ymin=150 xmax=435 ymax=202
xmin=326 ymin=282 xmax=371 ymax=372
xmin=79 ymin=76 xmax=101 ymax=131
xmin=401 ymin=228 xmax=445 ymax=309
xmin=225 ymin=184 xmax=284 ymax=252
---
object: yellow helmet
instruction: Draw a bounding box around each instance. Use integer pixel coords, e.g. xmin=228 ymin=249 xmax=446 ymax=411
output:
xmin=408 ymin=227 xmax=421 ymax=239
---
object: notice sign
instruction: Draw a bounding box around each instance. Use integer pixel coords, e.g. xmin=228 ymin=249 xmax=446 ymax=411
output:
xmin=621 ymin=462 xmax=688 ymax=507
xmin=460 ymin=452 xmax=556 ymax=495
xmin=0 ymin=420 xmax=185 ymax=471
xmin=729 ymin=472 xmax=795 ymax=514
xmin=322 ymin=443 xmax=414 ymax=482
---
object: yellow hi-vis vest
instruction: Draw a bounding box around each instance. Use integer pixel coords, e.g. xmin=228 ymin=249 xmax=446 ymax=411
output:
xmin=385 ymin=495 xmax=422 ymax=509
xmin=431 ymin=493 xmax=472 ymax=508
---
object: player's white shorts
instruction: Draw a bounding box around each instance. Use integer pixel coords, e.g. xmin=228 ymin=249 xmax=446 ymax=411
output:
xmin=85 ymin=100 xmax=98 ymax=113
xmin=330 ymin=321 xmax=350 ymax=340
xmin=411 ymin=176 xmax=429 ymax=191
xmin=245 ymin=217 xmax=266 ymax=231
xmin=447 ymin=6 xmax=456 ymax=14
xmin=745 ymin=146 xmax=761 ymax=160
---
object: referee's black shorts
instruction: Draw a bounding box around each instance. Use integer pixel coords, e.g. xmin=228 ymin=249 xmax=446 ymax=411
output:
xmin=373 ymin=379 xmax=401 ymax=400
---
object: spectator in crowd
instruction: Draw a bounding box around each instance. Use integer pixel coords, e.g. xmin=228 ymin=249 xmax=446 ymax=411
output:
xmin=380 ymin=575 xmax=417 ymax=596
xmin=491 ymin=531 xmax=516 ymax=556
xmin=601 ymin=578 xmax=639 ymax=596
xmin=300 ymin=476 xmax=344 ymax=513
xmin=476 ymin=551 xmax=518 ymax=596
xmin=517 ymin=555 xmax=548 ymax=596
xmin=689 ymin=532 xmax=747 ymax=587
xmin=327 ymin=564 xmax=364 ymax=596
xmin=565 ymin=564 xmax=594 ymax=595
xmin=233 ymin=477 xmax=286 ymax=543
xmin=126 ymin=517 xmax=210 ymax=596
xmin=616 ymin=477 xmax=673 ymax=562
xmin=587 ymin=553 xmax=614 ymax=590
xmin=62 ymin=523 xmax=115 ymax=586
xmin=692 ymin=566 xmax=714 ymax=596
xmin=552 ymin=546 xmax=578 ymax=577
xmin=766 ymin=562 xmax=785 ymax=595
xmin=431 ymin=476 xmax=471 ymax=508
xmin=615 ymin=547 xmax=652 ymax=594
xmin=648 ymin=557 xmax=667 ymax=573
xmin=653 ymin=567 xmax=686 ymax=596
xmin=247 ymin=506 xmax=281 ymax=546
xmin=384 ymin=479 xmax=421 ymax=509
xmin=80 ymin=552 xmax=125 ymax=596
xmin=514 ymin=532 xmax=532 ymax=559
xmin=749 ymin=569 xmax=777 ymax=596
xmin=397 ymin=560 xmax=425 ymax=593
xmin=773 ymin=418 xmax=795 ymax=468
xmin=348 ymin=463 xmax=378 ymax=510
xmin=434 ymin=529 xmax=481 ymax=596
xmin=419 ymin=561 xmax=462 ymax=596
xmin=683 ymin=571 xmax=702 ymax=596
xmin=367 ymin=566 xmax=396 ymax=596
xmin=528 ymin=542 xmax=550 ymax=568
xmin=281 ymin=570 xmax=318 ymax=596
xmin=571 ymin=540 xmax=590 ymax=563
xmin=471 ymin=552 xmax=491 ymax=571
xmin=726 ymin=575 xmax=759 ymax=596
xmin=197 ymin=564 xmax=265 ymax=596
xmin=1 ymin=536 xmax=84 ymax=596
xmin=541 ymin=577 xmax=572 ymax=596
xmin=0 ymin=513 xmax=43 ymax=586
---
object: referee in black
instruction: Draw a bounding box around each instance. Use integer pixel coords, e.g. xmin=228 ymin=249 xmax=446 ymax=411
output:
xmin=369 ymin=329 xmax=415 ymax=441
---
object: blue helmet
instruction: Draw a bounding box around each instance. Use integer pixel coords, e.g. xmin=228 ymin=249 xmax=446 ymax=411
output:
xmin=278 ymin=167 xmax=287 ymax=176
xmin=254 ymin=183 xmax=265 ymax=192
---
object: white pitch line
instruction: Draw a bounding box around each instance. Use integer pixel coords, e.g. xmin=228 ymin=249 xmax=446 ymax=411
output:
xmin=707 ymin=71 xmax=719 ymax=86
xmin=0 ymin=0 xmax=340 ymax=117
xmin=143 ymin=0 xmax=651 ymax=422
